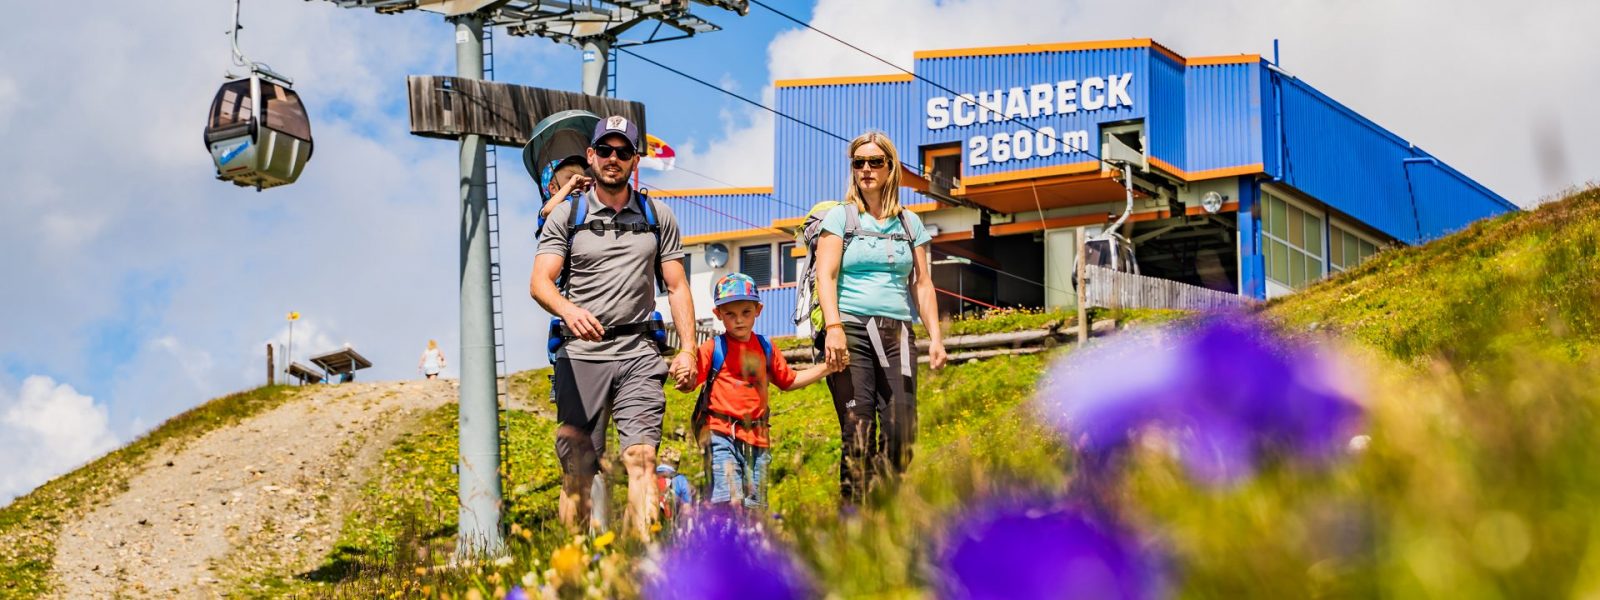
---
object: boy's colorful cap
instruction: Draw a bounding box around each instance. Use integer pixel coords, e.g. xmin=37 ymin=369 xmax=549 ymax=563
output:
xmin=713 ymin=273 xmax=761 ymax=307
xmin=538 ymin=155 xmax=587 ymax=201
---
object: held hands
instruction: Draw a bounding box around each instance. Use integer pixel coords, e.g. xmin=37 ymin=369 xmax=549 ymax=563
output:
xmin=823 ymin=326 xmax=850 ymax=373
xmin=669 ymin=350 xmax=697 ymax=391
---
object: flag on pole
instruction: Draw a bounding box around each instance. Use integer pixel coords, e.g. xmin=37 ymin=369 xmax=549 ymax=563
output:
xmin=287 ymin=311 xmax=300 ymax=321
xmin=639 ymin=134 xmax=676 ymax=171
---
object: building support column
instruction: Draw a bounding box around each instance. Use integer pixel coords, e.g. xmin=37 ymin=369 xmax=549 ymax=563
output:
xmin=1236 ymin=178 xmax=1267 ymax=300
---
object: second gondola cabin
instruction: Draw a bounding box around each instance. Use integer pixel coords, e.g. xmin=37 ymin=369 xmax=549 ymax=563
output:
xmin=204 ymin=74 xmax=313 ymax=191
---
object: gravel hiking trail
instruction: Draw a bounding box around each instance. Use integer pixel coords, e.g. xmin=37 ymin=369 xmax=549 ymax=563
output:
xmin=52 ymin=379 xmax=457 ymax=598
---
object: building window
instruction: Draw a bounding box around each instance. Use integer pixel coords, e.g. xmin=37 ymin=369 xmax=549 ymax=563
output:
xmin=739 ymin=244 xmax=771 ymax=287
xmin=1329 ymin=223 xmax=1379 ymax=273
xmin=778 ymin=242 xmax=798 ymax=285
xmin=1261 ymin=193 xmax=1324 ymax=290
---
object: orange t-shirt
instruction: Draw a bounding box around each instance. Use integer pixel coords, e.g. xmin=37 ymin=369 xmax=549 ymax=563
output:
xmin=694 ymin=335 xmax=797 ymax=447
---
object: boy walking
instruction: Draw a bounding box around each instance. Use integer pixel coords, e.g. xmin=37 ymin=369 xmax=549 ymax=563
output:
xmin=679 ymin=273 xmax=834 ymax=509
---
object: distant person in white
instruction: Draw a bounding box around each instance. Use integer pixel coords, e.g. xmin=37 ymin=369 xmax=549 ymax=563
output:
xmin=418 ymin=340 xmax=446 ymax=380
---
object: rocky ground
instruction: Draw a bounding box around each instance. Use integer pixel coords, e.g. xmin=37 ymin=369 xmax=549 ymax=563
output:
xmin=51 ymin=379 xmax=456 ymax=598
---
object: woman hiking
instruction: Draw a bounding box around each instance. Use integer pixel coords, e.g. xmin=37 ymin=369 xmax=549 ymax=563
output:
xmin=813 ymin=131 xmax=948 ymax=505
xmin=418 ymin=340 xmax=446 ymax=380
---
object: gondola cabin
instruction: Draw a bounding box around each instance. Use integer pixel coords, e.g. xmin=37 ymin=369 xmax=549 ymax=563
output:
xmin=204 ymin=75 xmax=313 ymax=190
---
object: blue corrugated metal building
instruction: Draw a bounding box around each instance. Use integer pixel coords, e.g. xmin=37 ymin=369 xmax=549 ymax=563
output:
xmin=652 ymin=38 xmax=1516 ymax=338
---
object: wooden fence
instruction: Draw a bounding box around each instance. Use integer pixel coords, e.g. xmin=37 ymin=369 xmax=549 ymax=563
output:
xmin=662 ymin=319 xmax=721 ymax=354
xmin=1083 ymin=264 xmax=1255 ymax=311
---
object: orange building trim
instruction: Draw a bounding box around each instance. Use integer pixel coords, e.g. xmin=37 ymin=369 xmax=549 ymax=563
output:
xmin=1150 ymin=40 xmax=1186 ymax=65
xmin=649 ymin=186 xmax=774 ymax=198
xmin=1148 ymin=157 xmax=1266 ymax=181
xmin=1186 ymin=54 xmax=1261 ymax=66
xmin=961 ymin=161 xmax=1102 ymax=187
xmin=914 ymin=38 xmax=1158 ymax=60
xmin=773 ymin=73 xmax=915 ymax=88
xmin=682 ymin=227 xmax=781 ymax=246
xmin=912 ymin=38 xmax=1260 ymax=68
xmin=935 ymin=201 xmax=1240 ymax=240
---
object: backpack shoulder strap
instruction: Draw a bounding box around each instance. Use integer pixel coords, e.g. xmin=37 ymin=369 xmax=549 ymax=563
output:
xmin=842 ymin=202 xmax=861 ymax=236
xmin=569 ymin=192 xmax=589 ymax=230
xmin=710 ymin=334 xmax=728 ymax=378
xmin=558 ymin=195 xmax=588 ymax=295
xmin=841 ymin=202 xmax=864 ymax=249
xmin=636 ymin=189 xmax=668 ymax=294
xmin=898 ymin=210 xmax=917 ymax=240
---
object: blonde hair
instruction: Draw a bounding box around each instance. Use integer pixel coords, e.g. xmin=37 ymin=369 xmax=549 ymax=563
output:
xmin=427 ymin=339 xmax=438 ymax=350
xmin=844 ymin=131 xmax=903 ymax=219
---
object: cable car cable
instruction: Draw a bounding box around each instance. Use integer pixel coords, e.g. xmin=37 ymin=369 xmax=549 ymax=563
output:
xmin=618 ymin=49 xmax=1080 ymax=300
xmin=615 ymin=46 xmax=925 ymax=178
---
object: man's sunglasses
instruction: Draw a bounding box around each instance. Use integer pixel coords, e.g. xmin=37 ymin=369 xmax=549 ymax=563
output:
xmin=592 ymin=144 xmax=637 ymax=161
xmin=851 ymin=156 xmax=888 ymax=170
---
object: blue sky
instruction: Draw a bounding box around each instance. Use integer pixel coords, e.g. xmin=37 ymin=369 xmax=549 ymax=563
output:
xmin=2 ymin=0 xmax=1595 ymax=504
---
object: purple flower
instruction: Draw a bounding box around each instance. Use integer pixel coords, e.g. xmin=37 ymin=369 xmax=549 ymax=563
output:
xmin=939 ymin=500 xmax=1164 ymax=600
xmin=1038 ymin=314 xmax=1362 ymax=485
xmin=645 ymin=509 xmax=814 ymax=600
xmin=505 ymin=585 xmax=530 ymax=600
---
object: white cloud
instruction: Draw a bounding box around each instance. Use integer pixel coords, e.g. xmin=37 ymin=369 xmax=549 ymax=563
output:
xmin=662 ymin=0 xmax=1599 ymax=207
xmin=0 ymin=0 xmax=1594 ymax=475
xmin=1 ymin=376 xmax=120 ymax=505
xmin=0 ymin=76 xmax=18 ymax=132
xmin=0 ymin=0 xmax=469 ymax=438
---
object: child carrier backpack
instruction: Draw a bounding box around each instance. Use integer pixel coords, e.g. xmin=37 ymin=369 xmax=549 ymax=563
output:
xmin=791 ymin=201 xmax=919 ymax=341
xmin=545 ymin=189 xmax=670 ymax=363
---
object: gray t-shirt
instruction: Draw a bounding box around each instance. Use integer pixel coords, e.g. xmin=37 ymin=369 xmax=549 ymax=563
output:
xmin=537 ymin=190 xmax=685 ymax=361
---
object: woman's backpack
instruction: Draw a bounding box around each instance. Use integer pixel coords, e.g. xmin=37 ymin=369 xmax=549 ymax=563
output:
xmin=791 ymin=201 xmax=919 ymax=342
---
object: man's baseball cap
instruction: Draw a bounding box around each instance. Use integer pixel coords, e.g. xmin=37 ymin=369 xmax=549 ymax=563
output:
xmin=592 ymin=115 xmax=641 ymax=150
xmin=712 ymin=273 xmax=762 ymax=307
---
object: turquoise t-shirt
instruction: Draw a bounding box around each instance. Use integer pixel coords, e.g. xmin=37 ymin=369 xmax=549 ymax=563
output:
xmin=820 ymin=205 xmax=932 ymax=322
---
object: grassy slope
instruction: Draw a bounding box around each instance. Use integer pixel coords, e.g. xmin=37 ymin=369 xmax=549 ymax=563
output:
xmin=17 ymin=189 xmax=1596 ymax=597
xmin=297 ymin=309 xmax=1180 ymax=597
xmin=1266 ymin=186 xmax=1600 ymax=363
xmin=0 ymin=385 xmax=301 ymax=597
xmin=307 ymin=189 xmax=1600 ymax=598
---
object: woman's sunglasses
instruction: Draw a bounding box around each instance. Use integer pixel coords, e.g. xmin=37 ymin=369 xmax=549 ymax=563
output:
xmin=592 ymin=144 xmax=637 ymax=161
xmin=851 ymin=156 xmax=888 ymax=170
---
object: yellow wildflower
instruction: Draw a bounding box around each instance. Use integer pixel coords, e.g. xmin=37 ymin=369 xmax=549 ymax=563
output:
xmin=593 ymin=531 xmax=616 ymax=550
xmin=551 ymin=544 xmax=585 ymax=584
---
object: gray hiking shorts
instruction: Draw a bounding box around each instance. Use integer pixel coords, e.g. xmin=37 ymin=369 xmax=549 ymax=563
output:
xmin=552 ymin=353 xmax=668 ymax=473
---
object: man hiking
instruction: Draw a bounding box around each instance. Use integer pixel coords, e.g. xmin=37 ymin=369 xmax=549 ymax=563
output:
xmin=530 ymin=115 xmax=697 ymax=539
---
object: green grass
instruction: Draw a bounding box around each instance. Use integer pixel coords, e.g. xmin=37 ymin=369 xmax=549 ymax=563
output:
xmin=0 ymin=385 xmax=300 ymax=597
xmin=302 ymin=352 xmax=1072 ymax=598
xmin=770 ymin=306 xmax=1186 ymax=353
xmin=1265 ymin=186 xmax=1600 ymax=364
xmin=23 ymin=188 xmax=1600 ymax=598
xmin=307 ymin=310 xmax=1078 ymax=598
xmin=310 ymin=187 xmax=1600 ymax=598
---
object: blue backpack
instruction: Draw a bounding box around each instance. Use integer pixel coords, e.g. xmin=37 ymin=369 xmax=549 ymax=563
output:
xmin=691 ymin=333 xmax=777 ymax=496
xmin=545 ymin=189 xmax=669 ymax=362
xmin=690 ymin=333 xmax=776 ymax=438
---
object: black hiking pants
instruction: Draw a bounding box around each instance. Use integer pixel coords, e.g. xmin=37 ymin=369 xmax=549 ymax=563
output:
xmin=821 ymin=318 xmax=917 ymax=505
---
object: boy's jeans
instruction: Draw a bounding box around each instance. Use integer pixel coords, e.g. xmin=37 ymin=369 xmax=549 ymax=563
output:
xmin=709 ymin=431 xmax=772 ymax=508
